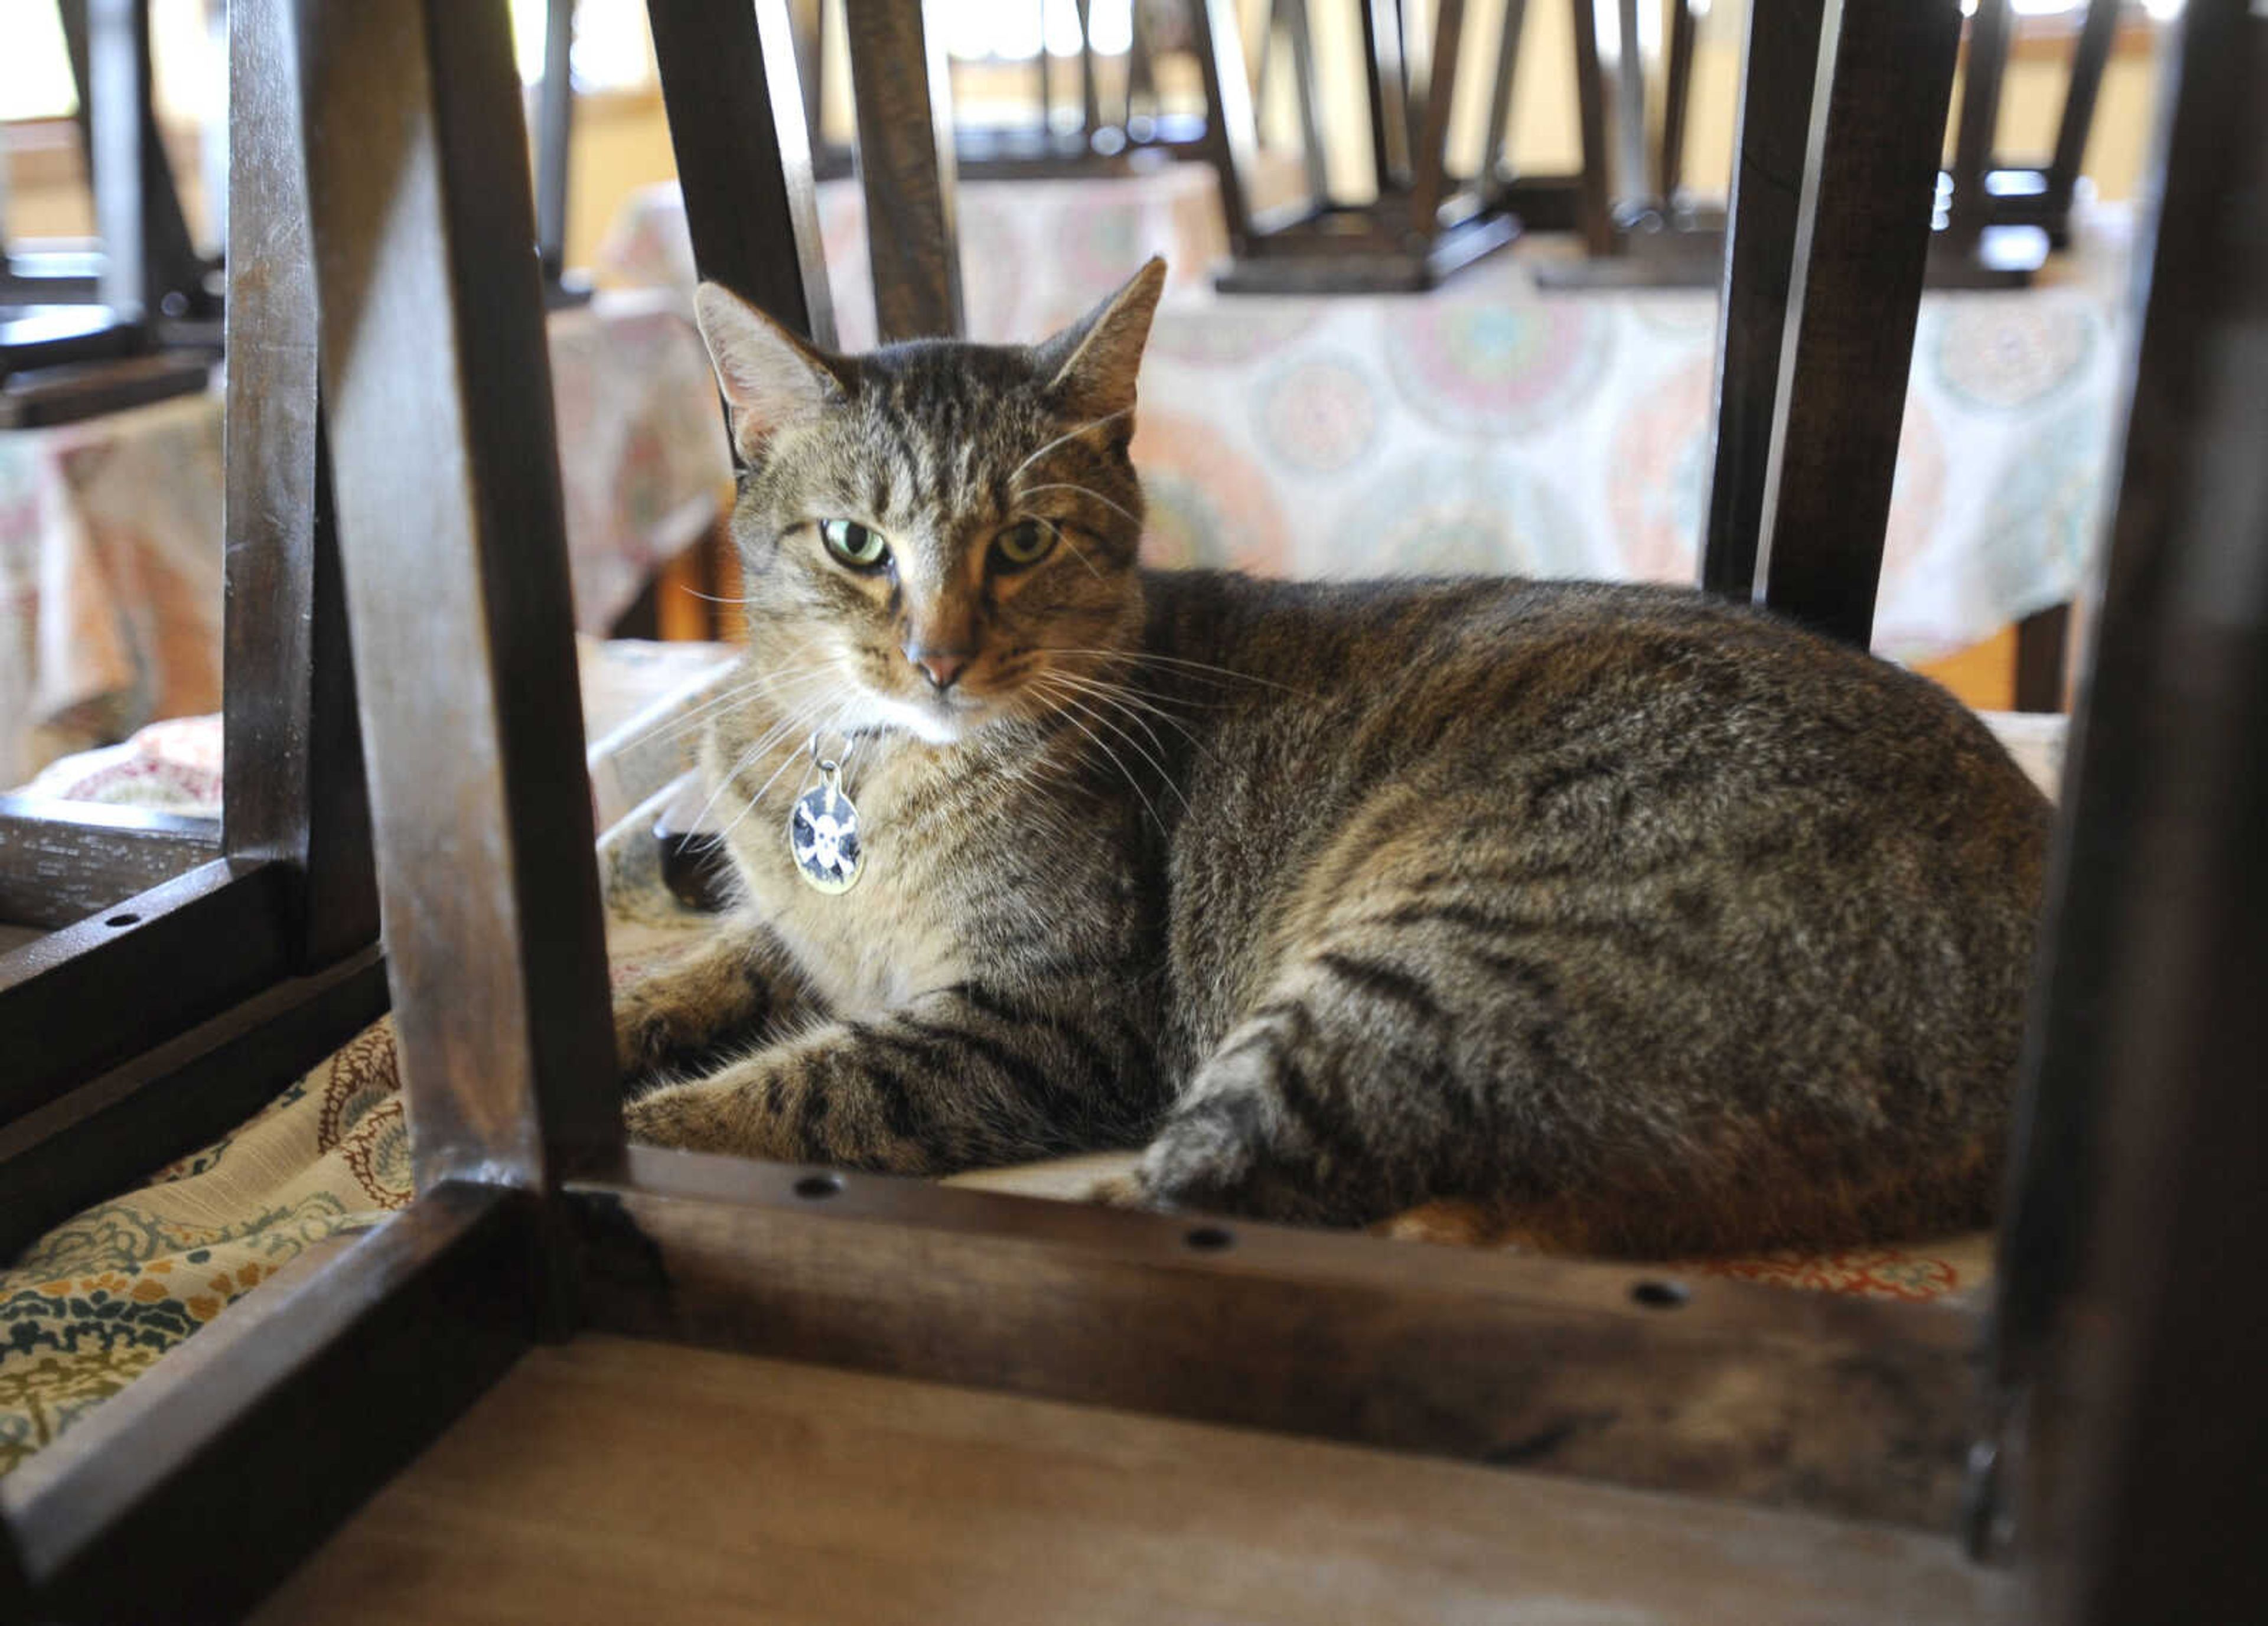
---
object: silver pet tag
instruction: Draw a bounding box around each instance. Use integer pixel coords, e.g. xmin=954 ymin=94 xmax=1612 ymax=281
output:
xmin=789 ymin=751 xmax=864 ymax=895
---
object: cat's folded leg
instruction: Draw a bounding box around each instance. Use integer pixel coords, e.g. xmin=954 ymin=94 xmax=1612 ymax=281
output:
xmin=623 ymin=982 xmax=1161 ymax=1172
xmin=1101 ymin=942 xmax=1536 ymax=1229
xmin=611 ymin=914 xmax=814 ymax=1080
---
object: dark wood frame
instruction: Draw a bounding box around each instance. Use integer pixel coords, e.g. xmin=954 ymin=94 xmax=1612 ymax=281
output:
xmin=5 ymin=1 xmax=2263 ymax=1618
xmin=0 ymin=0 xmax=213 ymax=320
xmin=1544 ymin=0 xmax=2120 ymax=297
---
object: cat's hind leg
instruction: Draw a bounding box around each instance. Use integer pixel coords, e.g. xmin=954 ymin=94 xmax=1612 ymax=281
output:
xmin=1110 ymin=941 xmax=1531 ymax=1229
xmin=1110 ymin=931 xmax=2004 ymax=1254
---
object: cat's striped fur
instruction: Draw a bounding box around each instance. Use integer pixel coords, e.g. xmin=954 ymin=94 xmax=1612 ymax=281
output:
xmin=617 ymin=260 xmax=2051 ymax=1254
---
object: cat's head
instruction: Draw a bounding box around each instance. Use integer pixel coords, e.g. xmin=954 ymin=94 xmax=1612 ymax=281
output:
xmin=693 ymin=259 xmax=1166 ymax=746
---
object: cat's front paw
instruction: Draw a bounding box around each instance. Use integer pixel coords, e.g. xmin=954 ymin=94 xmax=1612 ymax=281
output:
xmin=623 ymin=1080 xmax=728 ymax=1151
xmin=1083 ymin=1169 xmax=1164 ymax=1210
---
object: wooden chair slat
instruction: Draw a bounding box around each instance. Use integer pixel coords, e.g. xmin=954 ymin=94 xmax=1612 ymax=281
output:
xmin=1947 ymin=0 xmax=2014 ymax=255
xmin=845 ymin=0 xmax=964 ymax=343
xmin=534 ymin=0 xmax=576 ymax=291
xmin=62 ymin=0 xmax=207 ymax=321
xmin=647 ymin=0 xmax=835 ymax=346
xmin=0 ymin=947 xmax=389 ymax=1261
xmin=1751 ymin=0 xmax=1963 ymax=646
xmin=0 ymin=861 xmax=290 ymax=1124
xmin=1658 ymin=0 xmax=1697 ymax=203
xmin=298 ymin=0 xmax=617 ymax=1192
xmin=2047 ymin=0 xmax=2121 ymax=227
xmin=571 ymin=1148 xmax=1977 ymax=1530
xmin=1405 ymin=0 xmax=1468 ymax=233
xmin=1360 ymin=0 xmax=1415 ymax=192
xmin=0 ymin=797 xmax=220 ymax=931
xmin=1480 ymin=0 xmax=1530 ymax=196
xmin=1190 ymin=0 xmax=1262 ymax=258
xmin=1984 ymin=8 xmax=2268 ymax=1594
xmin=222 ymin=0 xmax=379 ymax=973
xmin=1699 ymin=0 xmax=1827 ymax=601
xmin=1566 ymin=0 xmax=1616 ymax=256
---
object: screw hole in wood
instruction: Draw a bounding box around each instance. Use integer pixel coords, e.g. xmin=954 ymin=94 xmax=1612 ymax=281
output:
xmin=793 ymin=1172 xmax=843 ymax=1200
xmin=1184 ymin=1225 xmax=1235 ymax=1253
xmin=1630 ymin=1279 xmax=1689 ymax=1309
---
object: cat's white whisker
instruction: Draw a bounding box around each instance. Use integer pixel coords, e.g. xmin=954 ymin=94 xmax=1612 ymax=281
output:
xmin=676 ymin=673 xmax=839 ymax=836
xmin=1033 ymin=516 xmax=1103 ymax=581
xmin=1044 ymin=646 xmax=1305 ymax=697
xmin=1040 ymin=667 xmax=1207 ymax=755
xmin=1015 ymin=480 xmax=1143 ymax=531
xmin=1006 ymin=408 xmax=1132 ymax=483
xmin=1048 ymin=689 xmax=1191 ymax=819
xmin=713 ymin=691 xmax=854 ymax=846
xmin=621 ymin=659 xmax=843 ymax=753
xmin=1028 ymin=674 xmax=1171 ymax=830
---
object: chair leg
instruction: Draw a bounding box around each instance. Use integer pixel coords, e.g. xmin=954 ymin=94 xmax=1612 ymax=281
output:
xmin=1698 ymin=0 xmax=1827 ymax=601
xmin=223 ymin=0 xmax=377 ymax=972
xmin=1982 ymin=8 xmax=2268 ymax=1594
xmin=1748 ymin=0 xmax=1963 ymax=646
xmin=845 ymin=0 xmax=964 ymax=341
xmin=646 ymin=0 xmax=836 ymax=348
xmin=2044 ymin=0 xmax=2119 ymax=239
xmin=296 ymin=0 xmax=618 ymax=1192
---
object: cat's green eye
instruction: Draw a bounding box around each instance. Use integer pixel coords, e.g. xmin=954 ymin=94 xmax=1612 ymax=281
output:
xmin=992 ymin=520 xmax=1057 ymax=572
xmin=820 ymin=519 xmax=891 ymax=572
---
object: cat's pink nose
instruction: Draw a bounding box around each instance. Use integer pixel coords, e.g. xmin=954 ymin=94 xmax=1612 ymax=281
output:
xmin=906 ymin=647 xmax=970 ymax=692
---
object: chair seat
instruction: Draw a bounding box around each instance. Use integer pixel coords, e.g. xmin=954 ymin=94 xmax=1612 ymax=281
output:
xmin=249 ymin=1334 xmax=2016 ymax=1626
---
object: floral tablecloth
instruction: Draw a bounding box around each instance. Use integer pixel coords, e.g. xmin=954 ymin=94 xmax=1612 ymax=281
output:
xmin=1132 ymin=262 xmax=2119 ymax=667
xmin=0 ymin=289 xmax=731 ymax=787
xmin=0 ymin=628 xmax=2066 ymax=1474
xmin=604 ymin=171 xmax=2123 ymax=673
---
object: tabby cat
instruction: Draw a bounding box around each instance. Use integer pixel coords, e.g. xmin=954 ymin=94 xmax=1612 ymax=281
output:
xmin=615 ymin=258 xmax=2052 ymax=1256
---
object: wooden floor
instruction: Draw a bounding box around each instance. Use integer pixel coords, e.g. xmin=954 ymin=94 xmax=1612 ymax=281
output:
xmin=255 ymin=1335 xmax=2018 ymax=1625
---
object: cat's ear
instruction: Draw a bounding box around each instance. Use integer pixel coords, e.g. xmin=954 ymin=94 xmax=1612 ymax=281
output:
xmin=1035 ymin=256 xmax=1167 ymax=423
xmin=693 ymin=281 xmax=855 ymax=460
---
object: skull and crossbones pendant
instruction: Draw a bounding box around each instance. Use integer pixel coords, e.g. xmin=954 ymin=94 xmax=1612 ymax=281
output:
xmin=788 ymin=745 xmax=865 ymax=894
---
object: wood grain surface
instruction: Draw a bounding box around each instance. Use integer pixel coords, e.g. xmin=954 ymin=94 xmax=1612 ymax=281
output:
xmin=253 ymin=1335 xmax=2017 ymax=1626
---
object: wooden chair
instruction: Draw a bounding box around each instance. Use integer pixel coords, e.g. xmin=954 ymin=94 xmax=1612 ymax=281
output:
xmin=1945 ymin=0 xmax=2122 ymax=270
xmin=0 ymin=0 xmax=380 ymax=1263
xmin=1198 ymin=0 xmax=1574 ymax=292
xmin=1546 ymin=0 xmax=2116 ymax=296
xmin=786 ymin=0 xmax=1198 ymax=185
xmin=0 ymin=0 xmax=218 ymax=426
xmin=4 ymin=0 xmax=2263 ymax=1619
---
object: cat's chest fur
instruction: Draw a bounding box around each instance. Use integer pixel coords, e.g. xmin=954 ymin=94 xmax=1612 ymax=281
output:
xmin=706 ymin=728 xmax=993 ymax=1019
xmin=733 ymin=783 xmax=966 ymax=1018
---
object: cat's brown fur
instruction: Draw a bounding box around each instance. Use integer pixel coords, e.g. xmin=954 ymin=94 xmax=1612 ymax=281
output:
xmin=617 ymin=259 xmax=2052 ymax=1256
